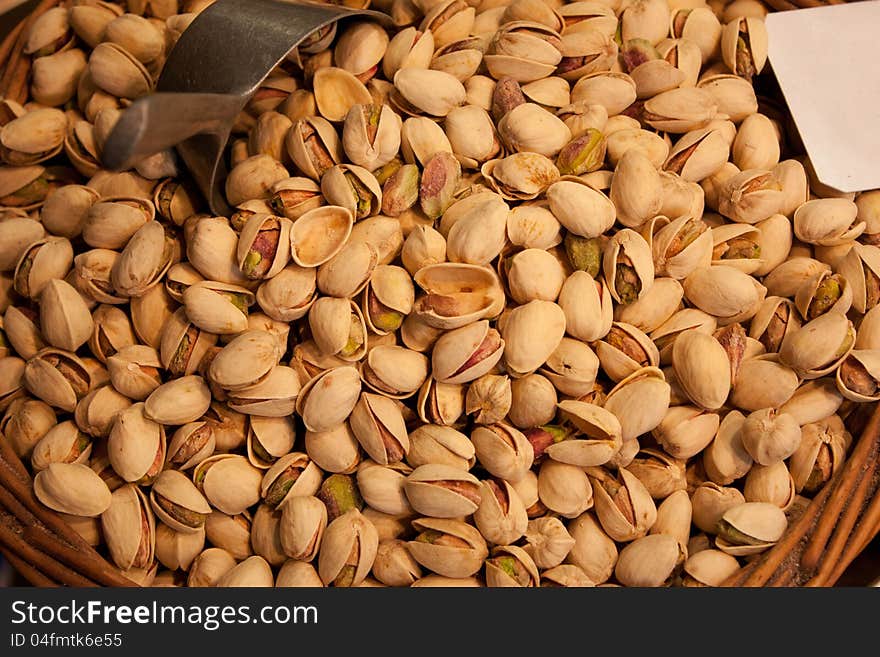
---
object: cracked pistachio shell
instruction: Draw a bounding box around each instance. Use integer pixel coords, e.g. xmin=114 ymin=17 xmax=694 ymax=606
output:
xmin=481 ymin=153 xmax=560 ymax=201
xmin=383 ymin=27 xmax=434 ymax=79
xmin=216 ymin=555 xmax=274 ymax=587
xmin=1 ymin=108 xmax=66 ymax=166
xmin=349 ymin=392 xmax=410 ymax=465
xmin=280 ymin=495 xmax=327 ymax=561
xmin=260 ymin=452 xmax=322 ymax=509
xmin=445 ymin=193 xmax=508 ymax=266
xmin=566 ymin=512 xmax=618 ymax=585
xmin=739 ymin=407 xmax=801 ymax=466
xmin=610 ymin=150 xmax=663 ymax=229
xmin=549 ymin=401 xmax=622 ymax=468
xmin=498 ymin=103 xmax=571 ymax=158
xmin=275 ymin=559 xmax=324 ymax=588
xmin=591 ymin=467 xmax=657 ymax=542
xmin=310 ymin=297 xmax=368 ymax=362
xmin=111 ymin=220 xmax=176 ymax=298
xmin=296 ymin=366 xmax=362 ymax=433
xmin=603 ymin=367 xmax=671 ymax=442
xmin=244 ymin=416 xmax=296 ymax=469
xmin=87 ymin=42 xmax=152 ymax=99
xmin=763 ymin=257 xmax=829 ymax=300
xmin=643 ymin=87 xmax=717 ymax=133
xmin=683 ymin=265 xmax=765 ymax=324
xmin=236 ymin=214 xmax=292 ymax=281
xmin=187 ymin=548 xmax=237 ymax=587
xmin=779 ymin=312 xmax=854 ymax=380
xmin=101 ymin=484 xmax=155 ymax=570
xmin=506 ymin=203 xmax=562 ymax=251
xmin=789 ymin=416 xmax=848 ymax=494
xmin=546 ymin=179 xmax=615 ymax=238
xmin=360 ymin=345 xmax=428 ymax=399
xmin=209 ymin=330 xmax=280 ymax=391
xmin=596 ymin=322 xmax=659 ymax=383
xmin=703 ymin=410 xmax=752 ymax=485
xmin=692 ymin=482 xmax=745 ymax=533
xmin=615 ymin=533 xmax=683 ymax=587
xmin=538 ymin=459 xmax=593 ymax=519
xmin=289 ymin=205 xmax=353 ymax=268
xmin=721 ymin=16 xmax=768 ymax=78
xmin=539 ymin=337 xmax=599 ymax=397
xmin=522 ymin=516 xmax=574 ymax=570
xmin=24 ymin=348 xmax=91 ymax=412
xmin=400 ymin=116 xmax=453 ymax=167
xmin=150 ymin=469 xmax=211 ymax=534
xmin=372 ymin=539 xmax=422 ymax=587
xmin=432 ymin=320 xmax=504 ymax=384
xmin=285 ymin=116 xmax=341 ymax=182
xmin=743 ymin=461 xmax=795 ymax=510
xmin=715 ymin=501 xmax=786 ymax=556
xmin=3 ymin=397 xmax=56 ymax=460
xmin=558 ymin=273 xmax=613 ymax=343
xmin=717 ymin=168 xmax=785 ymax=225
xmin=204 ymin=511 xmax=253 ymax=561
xmin=182 ymin=281 xmax=253 ymax=335
xmin=154 ymin=524 xmax=206 ymax=572
xmin=0 ymin=216 xmax=45 ymax=272
xmin=605 ymin=128 xmax=669 ymax=169
xmin=664 ymin=127 xmax=731 ymax=183
xmin=268 ymin=176 xmax=323 ymax=221
xmin=471 ymin=422 xmax=534 ymax=483
xmin=626 ymin=448 xmax=687 ymax=500
xmin=793 ymin=198 xmax=863 ymax=247
xmin=474 ymin=478 xmax=528 ymax=546
xmin=672 ymin=330 xmax=731 ymax=411
xmin=505 ymin=248 xmax=566 ymax=304
xmin=88 ymin=304 xmax=136 ymax=363
xmin=555 ymin=28 xmax=616 ymax=82
xmin=408 ymin=517 xmax=488 ymax=578
xmin=653 ymin=405 xmax=720 ymax=459
xmin=683 ymin=549 xmax=740 ymax=587
xmin=604 ymin=228 xmax=655 ymax=305
xmin=570 ymin=70 xmax=635 ymax=117
xmin=185 ymin=216 xmax=250 ymax=287
xmin=393 ymin=68 xmax=466 ymax=118
xmin=501 ymin=300 xmax=566 ymax=377
xmin=39 ymin=279 xmax=93 ymax=353
xmin=420 ymin=0 xmax=475 ymax=48
xmin=837 ymin=243 xmax=880 ymax=314
xmin=362 ymin=264 xmax=414 ymax=335
xmin=541 ymin=564 xmax=595 ymax=587
xmin=317 ymin=241 xmax=378 ymax=299
xmin=194 ymin=454 xmax=262 ymax=516
xmin=615 ymin=277 xmax=684 ymax=333
xmin=732 ymin=113 xmax=779 ymax=171
xmin=35 ymin=462 xmax=111 ymax=517
xmin=313 ymin=67 xmax=372 ymax=124
xmin=485 ymin=544 xmax=539 ymax=587
xmin=697 ymin=73 xmax=759 ymax=124
xmin=444 ymin=104 xmax=500 ymax=167
xmin=752 ymin=213 xmax=791 ymax=277
xmin=14 ymin=236 xmax=74 ymax=300
xmin=317 ymin=509 xmax=378 ymax=587
xmin=356 ymin=461 xmax=413 ymax=516
xmin=321 ymin=164 xmax=382 ymax=221
xmin=108 ymin=402 xmax=165 ymax=484
xmin=145 ymin=375 xmax=211 ymax=426
xmin=836 ymin=350 xmax=880 ymax=402
xmin=402 ymin=226 xmax=447 ymax=276
xmin=406 ymin=424 xmax=474 ymax=471
xmin=30 ymin=420 xmax=91 ymax=472
xmin=731 ymin=355 xmax=799 ymax=411
xmin=794 ymin=271 xmax=852 ymax=322
xmin=166 ymin=421 xmax=215 ymax=471
xmin=413 ymin=262 xmax=503 ymax=330
xmin=405 ymin=463 xmax=481 ymax=518
xmin=158 ymin=307 xmax=217 ymax=377
xmin=229 ymin=366 xmax=302 ymax=418
xmin=256 ymin=264 xmax=317 ymax=322
xmin=343 ymin=103 xmax=402 ymax=172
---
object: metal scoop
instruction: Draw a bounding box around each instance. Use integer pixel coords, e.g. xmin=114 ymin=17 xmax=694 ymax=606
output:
xmin=101 ymin=0 xmax=390 ymax=215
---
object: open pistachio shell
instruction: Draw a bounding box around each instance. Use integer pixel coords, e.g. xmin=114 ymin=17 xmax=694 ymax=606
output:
xmin=101 ymin=484 xmax=155 ymax=570
xmin=289 ymin=205 xmax=353 ymax=268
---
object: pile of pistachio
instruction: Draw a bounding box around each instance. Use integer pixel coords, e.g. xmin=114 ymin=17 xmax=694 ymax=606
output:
xmin=1 ymin=0 xmax=878 ymax=588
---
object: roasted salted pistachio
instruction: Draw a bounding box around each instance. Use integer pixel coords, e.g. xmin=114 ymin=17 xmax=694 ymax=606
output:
xmin=2 ymin=0 xmax=875 ymax=589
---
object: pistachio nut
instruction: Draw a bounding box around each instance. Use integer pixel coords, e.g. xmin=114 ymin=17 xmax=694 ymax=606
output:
xmin=280 ymin=495 xmax=328 ymax=561
xmin=34 ymin=462 xmax=112 ymax=517
xmin=407 ymin=517 xmax=488 ymax=578
xmin=317 ymin=509 xmax=378 ymax=587
xmin=193 ymin=454 xmax=262 ymax=516
xmin=101 ymin=483 xmax=156 ymax=570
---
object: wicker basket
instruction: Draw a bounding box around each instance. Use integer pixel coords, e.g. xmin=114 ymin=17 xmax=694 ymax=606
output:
xmin=0 ymin=0 xmax=878 ymax=588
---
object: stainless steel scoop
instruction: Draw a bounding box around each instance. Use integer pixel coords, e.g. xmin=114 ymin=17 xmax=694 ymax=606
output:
xmin=101 ymin=0 xmax=390 ymax=215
